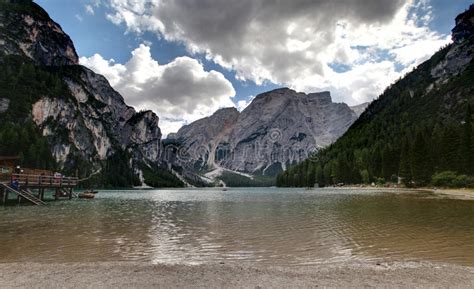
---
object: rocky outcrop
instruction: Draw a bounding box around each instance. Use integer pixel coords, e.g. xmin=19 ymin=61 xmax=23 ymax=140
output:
xmin=169 ymin=88 xmax=358 ymax=176
xmin=0 ymin=98 xmax=9 ymax=113
xmin=432 ymin=5 xmax=474 ymax=83
xmin=452 ymin=4 xmax=474 ymax=44
xmin=350 ymin=102 xmax=369 ymax=117
xmin=0 ymin=1 xmax=78 ymax=66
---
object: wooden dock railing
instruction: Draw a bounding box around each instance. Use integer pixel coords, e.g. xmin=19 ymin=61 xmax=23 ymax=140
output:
xmin=1 ymin=173 xmax=79 ymax=205
xmin=10 ymin=173 xmax=79 ymax=188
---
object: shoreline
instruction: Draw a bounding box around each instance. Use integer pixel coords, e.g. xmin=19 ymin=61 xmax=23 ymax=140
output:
xmin=427 ymin=188 xmax=474 ymax=200
xmin=327 ymin=186 xmax=474 ymax=200
xmin=0 ymin=261 xmax=472 ymax=288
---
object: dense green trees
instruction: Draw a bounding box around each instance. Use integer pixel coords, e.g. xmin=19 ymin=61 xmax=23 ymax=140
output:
xmin=277 ymin=45 xmax=474 ymax=188
xmin=140 ymin=164 xmax=184 ymax=188
xmin=0 ymin=55 xmax=62 ymax=170
xmin=218 ymin=171 xmax=275 ymax=187
xmin=0 ymin=121 xmax=56 ymax=170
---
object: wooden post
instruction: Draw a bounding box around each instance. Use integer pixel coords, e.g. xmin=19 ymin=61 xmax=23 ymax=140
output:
xmin=0 ymin=186 xmax=4 ymax=205
xmin=3 ymin=188 xmax=8 ymax=205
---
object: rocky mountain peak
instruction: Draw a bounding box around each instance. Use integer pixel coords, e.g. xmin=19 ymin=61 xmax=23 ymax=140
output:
xmin=212 ymin=107 xmax=239 ymax=117
xmin=452 ymin=4 xmax=474 ymax=43
xmin=306 ymin=91 xmax=332 ymax=105
xmin=172 ymin=107 xmax=239 ymax=141
xmin=0 ymin=0 xmax=79 ymax=65
xmin=259 ymin=87 xmax=295 ymax=95
xmin=253 ymin=88 xmax=333 ymax=105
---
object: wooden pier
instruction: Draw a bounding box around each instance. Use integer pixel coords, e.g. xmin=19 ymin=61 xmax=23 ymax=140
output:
xmin=0 ymin=173 xmax=79 ymax=205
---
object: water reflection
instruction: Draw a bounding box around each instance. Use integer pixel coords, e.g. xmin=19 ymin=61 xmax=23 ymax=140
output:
xmin=0 ymin=188 xmax=473 ymax=266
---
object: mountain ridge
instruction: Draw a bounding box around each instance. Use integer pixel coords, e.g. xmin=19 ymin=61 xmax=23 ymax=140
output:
xmin=168 ymin=87 xmax=365 ymax=183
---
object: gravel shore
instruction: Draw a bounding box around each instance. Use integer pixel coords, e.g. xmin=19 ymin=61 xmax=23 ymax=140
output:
xmin=331 ymin=186 xmax=474 ymax=200
xmin=0 ymin=261 xmax=473 ymax=288
xmin=430 ymin=188 xmax=474 ymax=200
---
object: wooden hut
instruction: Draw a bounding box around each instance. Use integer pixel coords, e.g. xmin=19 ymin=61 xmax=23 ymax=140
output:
xmin=0 ymin=156 xmax=19 ymax=182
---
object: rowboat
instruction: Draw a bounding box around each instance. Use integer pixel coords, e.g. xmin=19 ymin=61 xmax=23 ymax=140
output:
xmin=78 ymin=192 xmax=95 ymax=199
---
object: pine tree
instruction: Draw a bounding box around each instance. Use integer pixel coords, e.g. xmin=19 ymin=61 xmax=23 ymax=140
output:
xmin=306 ymin=163 xmax=316 ymax=187
xmin=410 ymin=129 xmax=430 ymax=185
xmin=460 ymin=105 xmax=473 ymax=174
xmin=440 ymin=125 xmax=461 ymax=172
xmin=315 ymin=164 xmax=324 ymax=187
xmin=371 ymin=145 xmax=383 ymax=178
xmin=399 ymin=138 xmax=411 ymax=185
xmin=431 ymin=124 xmax=445 ymax=172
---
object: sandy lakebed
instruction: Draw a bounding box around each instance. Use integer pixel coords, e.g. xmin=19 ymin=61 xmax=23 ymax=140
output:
xmin=0 ymin=261 xmax=473 ymax=288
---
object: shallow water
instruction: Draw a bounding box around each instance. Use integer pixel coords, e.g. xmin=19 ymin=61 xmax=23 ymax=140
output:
xmin=0 ymin=188 xmax=473 ymax=266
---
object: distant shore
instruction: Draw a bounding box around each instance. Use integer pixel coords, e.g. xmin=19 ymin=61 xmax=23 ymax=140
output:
xmin=0 ymin=261 xmax=473 ymax=288
xmin=327 ymin=185 xmax=474 ymax=200
xmin=427 ymin=188 xmax=474 ymax=200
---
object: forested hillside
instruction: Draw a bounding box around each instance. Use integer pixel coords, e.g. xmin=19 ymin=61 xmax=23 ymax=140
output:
xmin=0 ymin=1 xmax=184 ymax=188
xmin=0 ymin=55 xmax=59 ymax=170
xmin=277 ymin=6 xmax=474 ymax=188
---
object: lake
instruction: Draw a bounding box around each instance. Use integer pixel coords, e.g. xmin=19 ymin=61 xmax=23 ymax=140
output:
xmin=0 ymin=188 xmax=473 ymax=266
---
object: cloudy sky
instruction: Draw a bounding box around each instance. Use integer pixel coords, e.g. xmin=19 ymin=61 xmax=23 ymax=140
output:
xmin=37 ymin=0 xmax=471 ymax=135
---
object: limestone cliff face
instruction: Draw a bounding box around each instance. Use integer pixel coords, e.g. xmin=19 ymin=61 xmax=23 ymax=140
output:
xmin=169 ymin=107 xmax=239 ymax=171
xmin=168 ymin=107 xmax=239 ymax=175
xmin=30 ymin=67 xmax=162 ymax=171
xmin=0 ymin=1 xmax=162 ymax=179
xmin=170 ymin=88 xmax=359 ymax=176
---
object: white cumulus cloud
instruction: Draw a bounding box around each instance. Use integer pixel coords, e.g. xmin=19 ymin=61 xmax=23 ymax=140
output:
xmin=103 ymin=0 xmax=451 ymax=105
xmin=79 ymin=44 xmax=236 ymax=135
xmin=85 ymin=4 xmax=95 ymax=15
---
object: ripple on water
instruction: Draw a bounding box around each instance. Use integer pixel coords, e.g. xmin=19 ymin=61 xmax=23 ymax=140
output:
xmin=0 ymin=188 xmax=473 ymax=266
